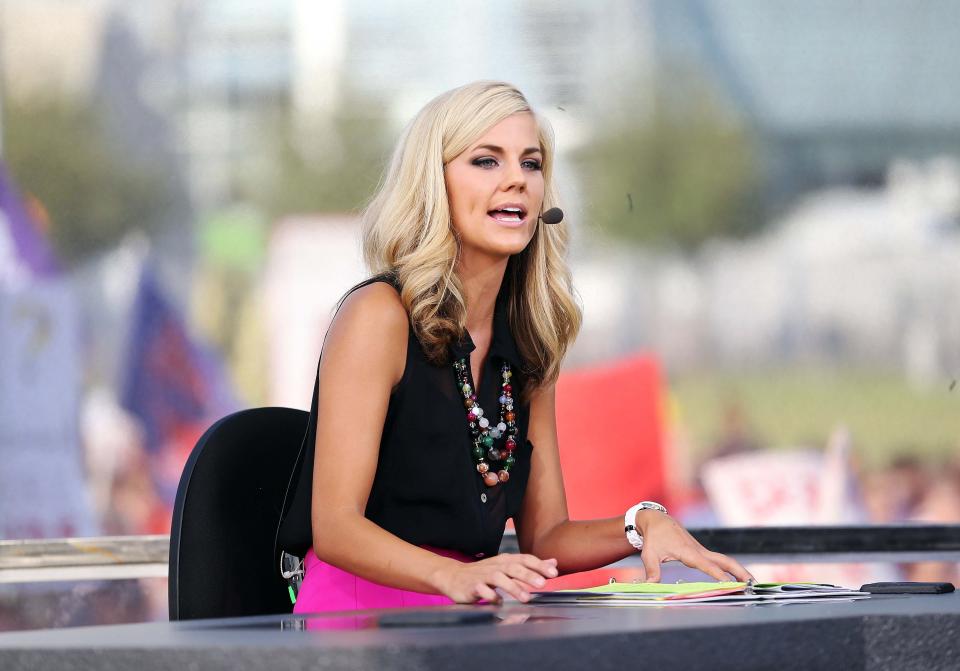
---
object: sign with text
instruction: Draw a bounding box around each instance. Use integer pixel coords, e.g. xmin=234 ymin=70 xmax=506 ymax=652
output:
xmin=0 ymin=281 xmax=96 ymax=539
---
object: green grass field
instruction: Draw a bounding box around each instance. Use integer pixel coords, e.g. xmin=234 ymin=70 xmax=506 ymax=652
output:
xmin=668 ymin=366 xmax=960 ymax=469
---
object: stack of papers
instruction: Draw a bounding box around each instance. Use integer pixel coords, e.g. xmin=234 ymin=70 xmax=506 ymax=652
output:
xmin=531 ymin=582 xmax=870 ymax=606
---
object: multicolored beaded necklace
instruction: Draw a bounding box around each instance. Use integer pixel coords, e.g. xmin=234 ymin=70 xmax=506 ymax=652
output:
xmin=453 ymin=358 xmax=517 ymax=487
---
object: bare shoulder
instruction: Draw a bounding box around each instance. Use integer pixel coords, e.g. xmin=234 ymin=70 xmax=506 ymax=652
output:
xmin=322 ymin=281 xmax=409 ymax=384
xmin=335 ymin=281 xmax=408 ymax=333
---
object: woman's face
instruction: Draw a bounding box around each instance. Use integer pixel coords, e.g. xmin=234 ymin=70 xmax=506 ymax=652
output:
xmin=444 ymin=112 xmax=545 ymax=265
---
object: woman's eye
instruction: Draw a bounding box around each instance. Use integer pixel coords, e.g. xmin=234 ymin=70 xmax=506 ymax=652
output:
xmin=471 ymin=157 xmax=541 ymax=170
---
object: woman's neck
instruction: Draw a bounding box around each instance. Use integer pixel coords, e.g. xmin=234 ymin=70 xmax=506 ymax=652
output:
xmin=457 ymin=256 xmax=509 ymax=333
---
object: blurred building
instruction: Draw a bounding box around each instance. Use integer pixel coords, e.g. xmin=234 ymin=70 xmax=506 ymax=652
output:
xmin=569 ymin=157 xmax=960 ymax=382
xmin=170 ymin=1 xmax=293 ymax=210
xmin=702 ymin=158 xmax=960 ymax=379
xmin=0 ymin=0 xmax=110 ymax=103
xmin=652 ymin=0 xmax=960 ymax=208
xmin=5 ymin=0 xmax=960 ymax=379
xmin=1 ymin=0 xmax=295 ymax=213
xmin=6 ymin=0 xmax=960 ymax=214
xmin=334 ymin=0 xmax=653 ymax=123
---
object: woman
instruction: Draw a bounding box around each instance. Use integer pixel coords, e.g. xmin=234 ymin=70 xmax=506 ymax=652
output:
xmin=287 ymin=81 xmax=751 ymax=613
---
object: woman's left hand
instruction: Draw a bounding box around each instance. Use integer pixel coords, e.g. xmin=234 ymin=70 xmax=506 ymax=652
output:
xmin=635 ymin=510 xmax=753 ymax=583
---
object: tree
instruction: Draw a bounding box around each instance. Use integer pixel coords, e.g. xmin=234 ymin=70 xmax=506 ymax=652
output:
xmin=573 ymin=75 xmax=762 ymax=251
xmin=3 ymin=98 xmax=173 ymax=264
xmin=241 ymin=94 xmax=393 ymax=219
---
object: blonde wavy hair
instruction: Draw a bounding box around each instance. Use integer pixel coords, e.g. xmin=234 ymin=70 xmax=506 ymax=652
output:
xmin=361 ymin=80 xmax=581 ymax=390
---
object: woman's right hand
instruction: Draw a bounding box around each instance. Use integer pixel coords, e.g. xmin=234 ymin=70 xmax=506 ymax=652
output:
xmin=432 ymin=553 xmax=559 ymax=604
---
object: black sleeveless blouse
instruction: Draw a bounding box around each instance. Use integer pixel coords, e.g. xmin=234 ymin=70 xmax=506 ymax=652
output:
xmin=276 ymin=275 xmax=532 ymax=560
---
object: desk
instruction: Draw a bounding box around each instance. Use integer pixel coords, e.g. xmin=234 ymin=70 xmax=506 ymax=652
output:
xmin=1 ymin=592 xmax=958 ymax=670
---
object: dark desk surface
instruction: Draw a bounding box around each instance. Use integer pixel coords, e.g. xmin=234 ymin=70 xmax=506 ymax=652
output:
xmin=1 ymin=592 xmax=958 ymax=671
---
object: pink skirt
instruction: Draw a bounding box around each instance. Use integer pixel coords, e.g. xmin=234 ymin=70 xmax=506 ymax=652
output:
xmin=293 ymin=546 xmax=475 ymax=614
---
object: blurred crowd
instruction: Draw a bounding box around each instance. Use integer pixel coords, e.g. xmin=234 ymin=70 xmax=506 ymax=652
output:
xmin=864 ymin=455 xmax=960 ymax=583
xmin=676 ymin=402 xmax=960 ymax=585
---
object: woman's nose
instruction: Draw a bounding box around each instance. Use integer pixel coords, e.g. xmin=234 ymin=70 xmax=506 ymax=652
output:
xmin=500 ymin=160 xmax=526 ymax=191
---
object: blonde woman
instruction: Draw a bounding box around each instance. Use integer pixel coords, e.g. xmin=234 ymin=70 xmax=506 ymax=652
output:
xmin=283 ymin=81 xmax=751 ymax=613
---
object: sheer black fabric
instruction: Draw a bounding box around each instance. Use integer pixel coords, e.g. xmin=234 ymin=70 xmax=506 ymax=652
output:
xmin=276 ymin=274 xmax=532 ymax=559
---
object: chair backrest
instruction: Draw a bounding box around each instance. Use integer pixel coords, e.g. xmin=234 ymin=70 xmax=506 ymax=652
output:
xmin=168 ymin=407 xmax=309 ymax=620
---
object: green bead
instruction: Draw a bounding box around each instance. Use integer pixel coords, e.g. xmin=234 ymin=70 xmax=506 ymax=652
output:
xmin=505 ymin=455 xmax=515 ymax=467
xmin=482 ymin=435 xmax=494 ymax=448
xmin=472 ymin=445 xmax=484 ymax=460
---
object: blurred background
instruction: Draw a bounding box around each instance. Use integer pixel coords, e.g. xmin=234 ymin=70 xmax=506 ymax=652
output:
xmin=2 ymin=0 xmax=959 ymax=630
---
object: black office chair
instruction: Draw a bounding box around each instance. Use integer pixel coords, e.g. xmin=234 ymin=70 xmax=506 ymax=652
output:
xmin=168 ymin=407 xmax=309 ymax=620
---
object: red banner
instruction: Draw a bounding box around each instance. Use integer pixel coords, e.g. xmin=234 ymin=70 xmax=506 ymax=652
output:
xmin=556 ymin=355 xmax=667 ymax=520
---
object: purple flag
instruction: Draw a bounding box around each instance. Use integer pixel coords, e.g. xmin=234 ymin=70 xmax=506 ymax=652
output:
xmin=120 ymin=266 xmax=238 ymax=453
xmin=120 ymin=266 xmax=239 ymax=508
xmin=0 ymin=160 xmax=59 ymax=278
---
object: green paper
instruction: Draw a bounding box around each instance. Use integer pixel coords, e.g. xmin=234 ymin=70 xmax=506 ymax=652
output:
xmin=561 ymin=582 xmax=746 ymax=595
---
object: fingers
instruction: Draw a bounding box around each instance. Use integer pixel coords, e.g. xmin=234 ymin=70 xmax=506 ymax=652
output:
xmin=642 ymin=541 xmax=731 ymax=583
xmin=675 ymin=546 xmax=735 ymax=582
xmin=503 ymin=564 xmax=548 ymax=590
xmin=502 ymin=554 xmax=557 ymax=588
xmin=473 ymin=582 xmax=500 ymax=604
xmin=491 ymin=554 xmax=559 ymax=602
xmin=706 ymin=550 xmax=754 ymax=582
xmin=669 ymin=543 xmax=727 ymax=581
xmin=514 ymin=553 xmax=559 ymax=579
xmin=446 ymin=554 xmax=559 ymax=604
xmin=635 ymin=516 xmax=754 ymax=584
xmin=489 ymin=570 xmax=531 ymax=602
xmin=640 ymin=547 xmax=661 ymax=583
xmin=695 ymin=558 xmax=731 ymax=583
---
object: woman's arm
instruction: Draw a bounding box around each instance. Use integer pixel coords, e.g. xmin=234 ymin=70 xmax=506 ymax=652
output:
xmin=310 ymin=283 xmax=557 ymax=603
xmin=515 ymin=383 xmax=752 ymax=582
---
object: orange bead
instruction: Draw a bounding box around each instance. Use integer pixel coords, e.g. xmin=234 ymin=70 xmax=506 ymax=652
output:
xmin=498 ymin=470 xmax=510 ymax=483
xmin=482 ymin=471 xmax=499 ymax=487
xmin=505 ymin=412 xmax=515 ymax=422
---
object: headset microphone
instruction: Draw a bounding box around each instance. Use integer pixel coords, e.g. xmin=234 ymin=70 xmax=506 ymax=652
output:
xmin=538 ymin=207 xmax=564 ymax=225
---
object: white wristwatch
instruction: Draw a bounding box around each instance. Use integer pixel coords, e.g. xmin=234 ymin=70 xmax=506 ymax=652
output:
xmin=624 ymin=501 xmax=668 ymax=551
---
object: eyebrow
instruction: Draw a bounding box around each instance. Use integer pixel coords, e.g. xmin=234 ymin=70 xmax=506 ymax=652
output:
xmin=471 ymin=144 xmax=542 ymax=156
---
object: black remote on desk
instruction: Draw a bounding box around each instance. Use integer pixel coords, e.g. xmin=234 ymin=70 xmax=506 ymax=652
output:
xmin=859 ymin=582 xmax=955 ymax=594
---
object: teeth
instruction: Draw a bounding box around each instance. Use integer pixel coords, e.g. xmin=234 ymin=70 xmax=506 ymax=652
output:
xmin=490 ymin=210 xmax=522 ymax=222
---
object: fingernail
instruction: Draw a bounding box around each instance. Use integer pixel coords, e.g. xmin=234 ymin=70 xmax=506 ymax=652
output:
xmin=548 ymin=568 xmax=558 ymax=577
xmin=534 ymin=577 xmax=546 ymax=587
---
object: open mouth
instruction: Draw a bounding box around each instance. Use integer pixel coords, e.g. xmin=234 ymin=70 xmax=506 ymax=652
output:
xmin=487 ymin=206 xmax=527 ymax=223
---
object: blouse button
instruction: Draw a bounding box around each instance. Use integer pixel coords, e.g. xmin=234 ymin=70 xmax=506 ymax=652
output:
xmin=480 ymin=493 xmax=487 ymax=503
xmin=475 ymin=552 xmax=485 ymax=558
